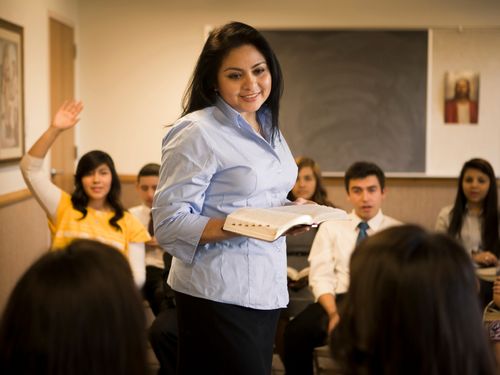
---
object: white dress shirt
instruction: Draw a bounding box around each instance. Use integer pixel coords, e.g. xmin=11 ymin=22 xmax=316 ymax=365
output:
xmin=129 ymin=204 xmax=165 ymax=269
xmin=308 ymin=210 xmax=401 ymax=300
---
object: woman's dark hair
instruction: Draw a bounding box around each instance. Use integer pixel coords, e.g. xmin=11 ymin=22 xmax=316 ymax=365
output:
xmin=72 ymin=150 xmax=124 ymax=231
xmin=448 ymin=158 xmax=499 ymax=253
xmin=287 ymin=156 xmax=334 ymax=206
xmin=330 ymin=225 xmax=496 ymax=375
xmin=181 ymin=21 xmax=284 ymax=143
xmin=0 ymin=239 xmax=148 ymax=375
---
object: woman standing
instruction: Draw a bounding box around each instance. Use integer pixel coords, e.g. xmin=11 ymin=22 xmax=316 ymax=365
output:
xmin=153 ymin=22 xmax=298 ymax=374
xmin=20 ymin=101 xmax=149 ymax=286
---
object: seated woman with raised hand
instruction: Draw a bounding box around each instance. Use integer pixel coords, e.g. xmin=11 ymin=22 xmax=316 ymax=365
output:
xmin=0 ymin=239 xmax=148 ymax=375
xmin=19 ymin=100 xmax=150 ymax=287
xmin=330 ymin=225 xmax=496 ymax=375
xmin=435 ymin=158 xmax=499 ymax=267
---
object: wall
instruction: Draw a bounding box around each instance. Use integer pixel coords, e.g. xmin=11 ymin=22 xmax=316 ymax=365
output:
xmin=429 ymin=29 xmax=500 ymax=175
xmin=0 ymin=0 xmax=78 ymax=312
xmin=77 ymin=0 xmax=500 ymax=174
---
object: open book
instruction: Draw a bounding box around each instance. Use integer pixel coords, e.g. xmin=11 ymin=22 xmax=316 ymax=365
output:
xmin=287 ymin=266 xmax=309 ymax=281
xmin=223 ymin=204 xmax=348 ymax=242
xmin=287 ymin=266 xmax=310 ymax=291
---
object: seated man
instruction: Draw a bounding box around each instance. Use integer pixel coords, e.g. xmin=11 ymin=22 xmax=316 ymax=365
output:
xmin=283 ymin=161 xmax=401 ymax=375
xmin=129 ymin=163 xmax=177 ymax=374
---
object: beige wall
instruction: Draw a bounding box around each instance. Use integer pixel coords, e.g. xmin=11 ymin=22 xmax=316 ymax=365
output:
xmin=0 ymin=0 xmax=78 ymax=312
xmin=0 ymin=196 xmax=50 ymax=312
xmin=76 ymin=0 xmax=500 ymax=175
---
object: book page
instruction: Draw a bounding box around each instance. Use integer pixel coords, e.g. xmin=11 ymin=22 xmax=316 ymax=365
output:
xmin=287 ymin=266 xmax=310 ymax=281
xmin=227 ymin=208 xmax=313 ymax=228
xmin=271 ymin=204 xmax=348 ymax=224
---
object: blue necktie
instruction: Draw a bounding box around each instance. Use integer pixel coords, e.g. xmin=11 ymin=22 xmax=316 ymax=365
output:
xmin=356 ymin=221 xmax=369 ymax=245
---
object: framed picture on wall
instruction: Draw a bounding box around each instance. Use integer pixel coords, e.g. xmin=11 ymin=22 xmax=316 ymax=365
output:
xmin=444 ymin=71 xmax=480 ymax=125
xmin=0 ymin=18 xmax=24 ymax=163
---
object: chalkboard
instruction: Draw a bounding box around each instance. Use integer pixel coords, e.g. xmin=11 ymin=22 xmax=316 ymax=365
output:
xmin=262 ymin=30 xmax=428 ymax=173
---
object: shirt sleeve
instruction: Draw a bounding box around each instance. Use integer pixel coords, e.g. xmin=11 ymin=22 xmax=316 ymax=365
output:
xmin=128 ymin=242 xmax=146 ymax=288
xmin=19 ymin=154 xmax=62 ymax=221
xmin=435 ymin=206 xmax=451 ymax=232
xmin=308 ymin=222 xmax=339 ymax=301
xmin=152 ymin=121 xmax=216 ymax=264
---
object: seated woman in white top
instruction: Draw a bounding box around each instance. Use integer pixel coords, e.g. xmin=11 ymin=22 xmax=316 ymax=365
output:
xmin=435 ymin=158 xmax=499 ymax=267
xmin=19 ymin=101 xmax=149 ymax=287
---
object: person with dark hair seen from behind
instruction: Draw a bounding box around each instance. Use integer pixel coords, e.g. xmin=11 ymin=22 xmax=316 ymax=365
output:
xmin=283 ymin=161 xmax=401 ymax=375
xmin=19 ymin=101 xmax=150 ymax=287
xmin=0 ymin=239 xmax=148 ymax=375
xmin=152 ymin=22 xmax=306 ymax=375
xmin=445 ymin=77 xmax=479 ymax=124
xmin=330 ymin=225 xmax=496 ymax=375
xmin=436 ymin=158 xmax=499 ymax=306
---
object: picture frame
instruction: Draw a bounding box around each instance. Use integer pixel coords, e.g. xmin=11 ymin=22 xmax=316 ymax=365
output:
xmin=0 ymin=18 xmax=24 ymax=163
xmin=444 ymin=71 xmax=480 ymax=125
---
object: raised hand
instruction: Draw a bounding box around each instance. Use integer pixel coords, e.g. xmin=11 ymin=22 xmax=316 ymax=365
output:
xmin=51 ymin=100 xmax=83 ymax=130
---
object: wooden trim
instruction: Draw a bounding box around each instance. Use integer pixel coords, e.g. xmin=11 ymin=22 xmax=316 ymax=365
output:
xmin=119 ymin=174 xmax=137 ymax=184
xmin=0 ymin=189 xmax=32 ymax=208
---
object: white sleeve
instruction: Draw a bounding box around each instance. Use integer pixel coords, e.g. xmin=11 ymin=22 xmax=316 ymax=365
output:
xmin=308 ymin=223 xmax=338 ymax=301
xmin=435 ymin=206 xmax=451 ymax=232
xmin=128 ymin=242 xmax=146 ymax=288
xmin=20 ymin=154 xmax=62 ymax=220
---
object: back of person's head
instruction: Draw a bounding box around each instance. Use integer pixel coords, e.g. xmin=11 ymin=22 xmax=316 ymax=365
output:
xmin=450 ymin=158 xmax=499 ymax=251
xmin=182 ymin=21 xmax=283 ymax=141
xmin=330 ymin=225 xmax=496 ymax=375
xmin=137 ymin=163 xmax=160 ymax=181
xmin=287 ymin=156 xmax=333 ymax=206
xmin=72 ymin=150 xmax=124 ymax=230
xmin=344 ymin=161 xmax=385 ymax=192
xmin=0 ymin=239 xmax=148 ymax=375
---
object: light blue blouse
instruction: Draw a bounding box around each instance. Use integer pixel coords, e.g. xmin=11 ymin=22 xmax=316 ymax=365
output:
xmin=153 ymin=98 xmax=297 ymax=309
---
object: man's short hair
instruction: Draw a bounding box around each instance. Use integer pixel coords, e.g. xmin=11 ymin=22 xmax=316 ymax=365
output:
xmin=137 ymin=163 xmax=160 ymax=181
xmin=344 ymin=161 xmax=386 ymax=192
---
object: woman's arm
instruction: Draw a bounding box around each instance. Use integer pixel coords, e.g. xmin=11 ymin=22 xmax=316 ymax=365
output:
xmin=27 ymin=100 xmax=83 ymax=159
xmin=128 ymin=242 xmax=146 ymax=288
xmin=199 ymin=218 xmax=239 ymax=244
xmin=19 ymin=101 xmax=83 ymax=219
xmin=494 ymin=276 xmax=500 ymax=308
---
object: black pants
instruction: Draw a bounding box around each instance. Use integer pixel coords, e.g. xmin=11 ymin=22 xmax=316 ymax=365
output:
xmin=283 ymin=295 xmax=345 ymax=375
xmin=149 ymin=306 xmax=178 ymax=375
xmin=175 ymin=291 xmax=280 ymax=375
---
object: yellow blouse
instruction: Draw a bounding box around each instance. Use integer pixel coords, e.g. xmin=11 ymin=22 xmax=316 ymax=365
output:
xmin=49 ymin=192 xmax=150 ymax=255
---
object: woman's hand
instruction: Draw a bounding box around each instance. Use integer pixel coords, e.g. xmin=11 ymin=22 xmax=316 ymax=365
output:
xmin=27 ymin=100 xmax=84 ymax=159
xmin=284 ymin=224 xmax=311 ymax=236
xmin=494 ymin=276 xmax=500 ymax=295
xmin=51 ymin=100 xmax=83 ymax=131
xmin=472 ymin=250 xmax=498 ymax=266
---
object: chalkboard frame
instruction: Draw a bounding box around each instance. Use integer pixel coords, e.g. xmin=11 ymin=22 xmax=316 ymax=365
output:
xmin=262 ymin=29 xmax=428 ymax=174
